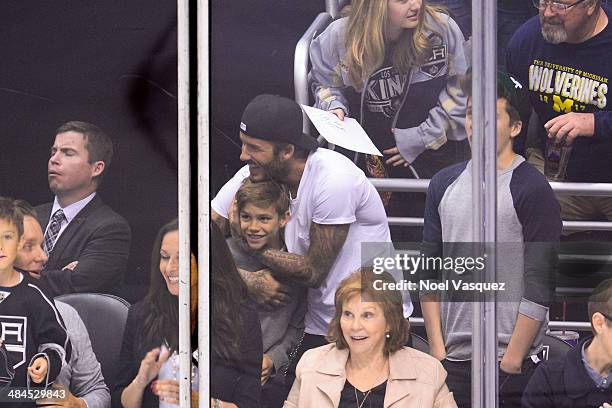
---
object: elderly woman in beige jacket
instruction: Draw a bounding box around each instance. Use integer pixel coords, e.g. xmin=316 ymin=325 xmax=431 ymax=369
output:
xmin=284 ymin=269 xmax=456 ymax=408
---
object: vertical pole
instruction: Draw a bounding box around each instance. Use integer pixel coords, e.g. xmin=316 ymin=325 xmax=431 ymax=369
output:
xmin=197 ymin=0 xmax=211 ymax=406
xmin=326 ymin=0 xmax=339 ymax=19
xmin=471 ymin=0 xmax=498 ymax=407
xmin=177 ymin=0 xmax=192 ymax=406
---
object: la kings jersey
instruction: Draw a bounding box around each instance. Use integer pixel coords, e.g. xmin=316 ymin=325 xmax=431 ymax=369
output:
xmin=0 ymin=272 xmax=71 ymax=406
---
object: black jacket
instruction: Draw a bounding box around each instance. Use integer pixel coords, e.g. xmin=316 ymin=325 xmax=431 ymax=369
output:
xmin=0 ymin=273 xmax=72 ymax=407
xmin=36 ymin=195 xmax=131 ymax=297
xmin=522 ymin=338 xmax=612 ymax=408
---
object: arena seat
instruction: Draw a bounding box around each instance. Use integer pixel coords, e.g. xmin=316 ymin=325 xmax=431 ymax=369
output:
xmin=411 ymin=332 xmax=430 ymax=354
xmin=541 ymin=332 xmax=572 ymax=361
xmin=56 ymin=293 xmax=130 ymax=390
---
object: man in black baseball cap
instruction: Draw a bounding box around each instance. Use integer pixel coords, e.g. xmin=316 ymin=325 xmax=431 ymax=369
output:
xmin=212 ymin=94 xmax=405 ymax=404
xmin=238 ymin=94 xmax=318 ymax=183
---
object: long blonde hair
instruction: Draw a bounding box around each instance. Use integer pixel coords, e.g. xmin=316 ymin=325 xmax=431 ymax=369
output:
xmin=344 ymin=0 xmax=446 ymax=88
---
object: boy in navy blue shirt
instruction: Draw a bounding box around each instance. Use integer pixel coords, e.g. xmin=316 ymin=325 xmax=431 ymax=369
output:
xmin=420 ymin=72 xmax=562 ymax=408
xmin=0 ymin=197 xmax=71 ymax=407
xmin=507 ymin=0 xmax=612 ymax=222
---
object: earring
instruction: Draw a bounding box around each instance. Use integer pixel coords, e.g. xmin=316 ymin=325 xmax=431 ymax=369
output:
xmin=385 ymin=332 xmax=390 ymax=339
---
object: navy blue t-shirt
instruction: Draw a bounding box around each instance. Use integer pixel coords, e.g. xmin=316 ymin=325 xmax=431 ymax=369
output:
xmin=506 ymin=7 xmax=612 ymax=182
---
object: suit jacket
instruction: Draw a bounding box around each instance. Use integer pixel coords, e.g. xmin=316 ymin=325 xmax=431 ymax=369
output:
xmin=36 ymin=195 xmax=131 ymax=297
xmin=284 ymin=344 xmax=457 ymax=408
xmin=283 ymin=344 xmax=457 ymax=408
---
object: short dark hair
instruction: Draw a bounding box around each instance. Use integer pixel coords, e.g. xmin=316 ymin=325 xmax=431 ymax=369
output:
xmin=461 ymin=72 xmax=522 ymax=125
xmin=0 ymin=197 xmax=24 ymax=238
xmin=56 ymin=121 xmax=114 ymax=181
xmin=496 ymin=84 xmax=521 ymax=125
xmin=273 ymin=141 xmax=313 ymax=160
xmin=327 ymin=268 xmax=409 ymax=355
xmin=236 ymin=180 xmax=289 ymax=216
xmin=588 ymin=278 xmax=612 ymax=334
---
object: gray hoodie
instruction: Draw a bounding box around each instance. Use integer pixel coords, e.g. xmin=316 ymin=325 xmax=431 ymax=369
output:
xmin=309 ymin=11 xmax=469 ymax=163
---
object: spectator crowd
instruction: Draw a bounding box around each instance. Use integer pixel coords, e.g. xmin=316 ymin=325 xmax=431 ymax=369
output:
xmin=2 ymin=0 xmax=612 ymax=407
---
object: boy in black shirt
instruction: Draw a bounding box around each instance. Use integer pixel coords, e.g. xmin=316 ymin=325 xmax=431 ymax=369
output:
xmin=0 ymin=197 xmax=71 ymax=406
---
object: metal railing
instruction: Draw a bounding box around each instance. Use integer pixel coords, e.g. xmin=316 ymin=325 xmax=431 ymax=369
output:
xmin=325 ymin=0 xmax=350 ymax=19
xmin=409 ymin=317 xmax=591 ymax=331
xmin=294 ymin=12 xmax=333 ymax=136
xmin=371 ymin=178 xmax=612 ymax=232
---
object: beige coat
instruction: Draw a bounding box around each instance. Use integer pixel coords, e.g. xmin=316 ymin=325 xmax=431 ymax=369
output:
xmin=283 ymin=344 xmax=457 ymax=408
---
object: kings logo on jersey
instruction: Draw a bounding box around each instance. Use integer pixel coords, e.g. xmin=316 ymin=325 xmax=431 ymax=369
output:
xmin=0 ymin=316 xmax=26 ymax=369
xmin=420 ymin=34 xmax=447 ymax=78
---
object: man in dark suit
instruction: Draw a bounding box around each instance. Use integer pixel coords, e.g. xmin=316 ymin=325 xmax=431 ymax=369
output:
xmin=36 ymin=121 xmax=131 ymax=297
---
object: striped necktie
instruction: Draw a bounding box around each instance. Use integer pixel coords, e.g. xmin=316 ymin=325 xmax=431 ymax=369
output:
xmin=43 ymin=209 xmax=66 ymax=255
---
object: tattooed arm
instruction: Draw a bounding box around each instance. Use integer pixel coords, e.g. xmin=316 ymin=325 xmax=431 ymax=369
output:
xmin=255 ymin=222 xmax=350 ymax=288
xmin=238 ymin=268 xmax=293 ymax=309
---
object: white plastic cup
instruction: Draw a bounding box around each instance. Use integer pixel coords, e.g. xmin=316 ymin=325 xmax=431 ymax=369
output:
xmin=549 ymin=330 xmax=580 ymax=348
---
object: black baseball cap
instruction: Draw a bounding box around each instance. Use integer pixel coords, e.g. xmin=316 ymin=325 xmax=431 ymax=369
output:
xmin=240 ymin=94 xmax=319 ymax=151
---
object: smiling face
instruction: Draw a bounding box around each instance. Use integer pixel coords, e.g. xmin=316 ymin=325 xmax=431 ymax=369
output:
xmin=15 ymin=216 xmax=48 ymax=276
xmin=539 ymin=0 xmax=597 ymax=44
xmin=0 ymin=219 xmax=20 ymax=274
xmin=387 ymin=0 xmax=422 ymax=33
xmin=340 ymin=294 xmax=389 ymax=357
xmin=159 ymin=230 xmax=179 ymax=296
xmin=239 ymin=132 xmax=289 ymax=183
xmin=239 ymin=202 xmax=288 ymax=251
xmin=48 ymin=131 xmax=104 ymax=205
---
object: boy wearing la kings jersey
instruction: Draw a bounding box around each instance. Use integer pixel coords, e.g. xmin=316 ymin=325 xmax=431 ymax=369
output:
xmin=0 ymin=197 xmax=71 ymax=407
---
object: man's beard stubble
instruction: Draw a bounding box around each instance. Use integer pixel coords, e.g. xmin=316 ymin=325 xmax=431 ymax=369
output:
xmin=249 ymin=154 xmax=289 ymax=183
xmin=541 ymin=16 xmax=568 ymax=44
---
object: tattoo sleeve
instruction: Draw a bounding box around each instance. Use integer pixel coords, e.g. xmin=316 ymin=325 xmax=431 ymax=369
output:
xmin=238 ymin=268 xmax=262 ymax=293
xmin=257 ymin=222 xmax=350 ymax=288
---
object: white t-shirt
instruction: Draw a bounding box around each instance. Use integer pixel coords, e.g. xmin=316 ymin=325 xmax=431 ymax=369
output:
xmin=212 ymin=148 xmax=413 ymax=335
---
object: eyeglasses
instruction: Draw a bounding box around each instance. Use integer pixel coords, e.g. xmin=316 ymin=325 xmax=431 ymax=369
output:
xmin=601 ymin=312 xmax=612 ymax=322
xmin=532 ymin=0 xmax=588 ymax=13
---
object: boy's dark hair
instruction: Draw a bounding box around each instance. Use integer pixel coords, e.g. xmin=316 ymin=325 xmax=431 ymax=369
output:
xmin=235 ymin=180 xmax=290 ymax=216
xmin=56 ymin=121 xmax=113 ymax=182
xmin=0 ymin=197 xmax=24 ymax=238
xmin=588 ymin=278 xmax=612 ymax=333
xmin=461 ymin=70 xmax=528 ymax=125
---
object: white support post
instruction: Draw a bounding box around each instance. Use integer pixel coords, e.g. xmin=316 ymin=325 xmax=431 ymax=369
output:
xmin=177 ymin=0 xmax=192 ymax=406
xmin=197 ymin=0 xmax=211 ymax=406
xmin=471 ymin=0 xmax=498 ymax=406
xmin=325 ymin=0 xmax=339 ymax=19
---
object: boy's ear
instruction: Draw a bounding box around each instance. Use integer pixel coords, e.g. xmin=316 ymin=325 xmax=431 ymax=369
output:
xmin=279 ymin=210 xmax=290 ymax=228
xmin=510 ymin=120 xmax=522 ymax=139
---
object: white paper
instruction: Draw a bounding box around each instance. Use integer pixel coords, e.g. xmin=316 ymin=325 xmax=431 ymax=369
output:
xmin=301 ymin=105 xmax=382 ymax=156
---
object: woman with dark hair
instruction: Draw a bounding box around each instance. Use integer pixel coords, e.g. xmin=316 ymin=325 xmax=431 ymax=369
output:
xmin=112 ymin=220 xmax=262 ymax=407
xmin=210 ymin=221 xmax=263 ymax=407
xmin=284 ymin=268 xmax=456 ymax=408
